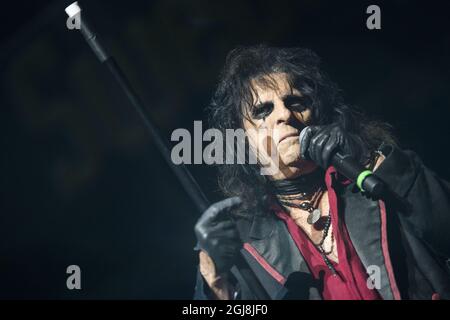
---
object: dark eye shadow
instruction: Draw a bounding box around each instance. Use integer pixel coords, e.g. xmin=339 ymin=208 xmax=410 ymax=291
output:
xmin=251 ymin=102 xmax=274 ymax=120
xmin=283 ymin=95 xmax=310 ymax=112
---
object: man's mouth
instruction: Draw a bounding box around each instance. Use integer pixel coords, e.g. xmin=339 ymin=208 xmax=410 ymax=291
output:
xmin=278 ymin=133 xmax=299 ymax=144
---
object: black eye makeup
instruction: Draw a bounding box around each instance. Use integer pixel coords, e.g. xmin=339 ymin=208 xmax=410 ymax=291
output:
xmin=251 ymin=102 xmax=274 ymax=120
xmin=250 ymin=95 xmax=310 ymax=121
xmin=283 ymin=95 xmax=310 ymax=112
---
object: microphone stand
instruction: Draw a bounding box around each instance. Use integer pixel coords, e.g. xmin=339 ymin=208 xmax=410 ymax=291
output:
xmin=65 ymin=2 xmax=270 ymax=300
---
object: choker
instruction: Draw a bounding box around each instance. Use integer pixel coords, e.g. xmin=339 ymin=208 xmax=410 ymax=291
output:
xmin=270 ymin=168 xmax=325 ymax=197
xmin=271 ymin=168 xmax=326 ymax=225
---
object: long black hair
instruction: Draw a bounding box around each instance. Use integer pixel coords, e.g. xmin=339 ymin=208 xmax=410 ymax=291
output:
xmin=208 ymin=45 xmax=395 ymax=218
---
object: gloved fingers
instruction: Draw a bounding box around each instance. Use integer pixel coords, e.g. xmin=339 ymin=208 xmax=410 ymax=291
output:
xmin=322 ymin=133 xmax=339 ymax=168
xmin=299 ymin=126 xmax=313 ymax=159
xmin=217 ymin=240 xmax=243 ymax=251
xmin=209 ymin=242 xmax=242 ymax=275
xmin=299 ymin=125 xmax=322 ymax=160
xmin=195 ymin=221 xmax=234 ymax=241
xmin=195 ymin=222 xmax=240 ymax=248
xmin=220 ymin=247 xmax=242 ymax=259
xmin=203 ymin=197 xmax=242 ymax=222
xmin=218 ymin=245 xmax=242 ymax=258
xmin=310 ymin=132 xmax=330 ymax=168
xmin=206 ymin=219 xmax=237 ymax=232
xmin=215 ymin=196 xmax=242 ymax=211
xmin=193 ymin=242 xmax=201 ymax=251
xmin=211 ymin=227 xmax=241 ymax=241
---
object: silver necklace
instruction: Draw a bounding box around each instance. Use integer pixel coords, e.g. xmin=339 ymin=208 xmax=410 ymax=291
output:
xmin=278 ymin=187 xmax=325 ymax=225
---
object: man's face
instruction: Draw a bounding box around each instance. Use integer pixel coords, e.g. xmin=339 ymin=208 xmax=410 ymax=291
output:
xmin=243 ymin=72 xmax=317 ymax=180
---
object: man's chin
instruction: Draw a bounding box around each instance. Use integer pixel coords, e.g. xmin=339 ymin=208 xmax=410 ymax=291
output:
xmin=281 ymin=156 xmax=318 ymax=174
xmin=279 ymin=151 xmax=302 ymax=167
xmin=298 ymin=161 xmax=319 ymax=175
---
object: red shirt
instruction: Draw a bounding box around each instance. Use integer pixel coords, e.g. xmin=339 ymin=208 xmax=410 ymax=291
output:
xmin=274 ymin=167 xmax=382 ymax=300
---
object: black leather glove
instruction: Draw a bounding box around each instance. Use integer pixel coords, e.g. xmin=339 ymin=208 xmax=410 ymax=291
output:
xmin=194 ymin=197 xmax=243 ymax=275
xmin=300 ymin=124 xmax=368 ymax=169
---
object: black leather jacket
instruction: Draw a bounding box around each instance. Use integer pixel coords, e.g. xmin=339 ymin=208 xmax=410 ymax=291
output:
xmin=194 ymin=143 xmax=450 ymax=300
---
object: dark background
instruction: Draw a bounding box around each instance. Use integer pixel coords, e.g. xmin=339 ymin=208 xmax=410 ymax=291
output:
xmin=0 ymin=0 xmax=449 ymax=299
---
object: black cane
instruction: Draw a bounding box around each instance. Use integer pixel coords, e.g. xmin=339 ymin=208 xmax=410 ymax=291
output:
xmin=65 ymin=2 xmax=270 ymax=300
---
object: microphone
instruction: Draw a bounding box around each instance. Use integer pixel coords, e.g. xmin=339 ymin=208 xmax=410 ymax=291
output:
xmin=299 ymin=127 xmax=386 ymax=199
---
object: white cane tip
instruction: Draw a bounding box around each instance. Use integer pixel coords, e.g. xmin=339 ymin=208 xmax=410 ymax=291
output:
xmin=65 ymin=2 xmax=81 ymax=18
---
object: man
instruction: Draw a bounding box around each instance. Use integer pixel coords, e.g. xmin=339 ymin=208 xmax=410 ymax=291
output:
xmin=194 ymin=46 xmax=450 ymax=300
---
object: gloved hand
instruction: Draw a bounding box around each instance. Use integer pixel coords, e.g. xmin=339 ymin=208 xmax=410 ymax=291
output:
xmin=300 ymin=124 xmax=368 ymax=169
xmin=194 ymin=197 xmax=243 ymax=275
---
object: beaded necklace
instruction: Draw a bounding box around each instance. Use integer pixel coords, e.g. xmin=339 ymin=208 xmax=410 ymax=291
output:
xmin=271 ymin=169 xmax=338 ymax=274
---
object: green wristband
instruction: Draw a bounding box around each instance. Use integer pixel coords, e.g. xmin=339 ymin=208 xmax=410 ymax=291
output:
xmin=356 ymin=170 xmax=373 ymax=191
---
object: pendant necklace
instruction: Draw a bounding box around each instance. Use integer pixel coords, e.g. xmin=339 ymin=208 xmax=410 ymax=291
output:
xmin=277 ymin=186 xmax=326 ymax=225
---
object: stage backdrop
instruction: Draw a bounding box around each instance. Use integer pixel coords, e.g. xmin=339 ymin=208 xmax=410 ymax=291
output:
xmin=0 ymin=0 xmax=449 ymax=298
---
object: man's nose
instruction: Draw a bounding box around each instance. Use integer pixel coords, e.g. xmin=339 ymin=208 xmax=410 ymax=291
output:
xmin=274 ymin=102 xmax=292 ymax=124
